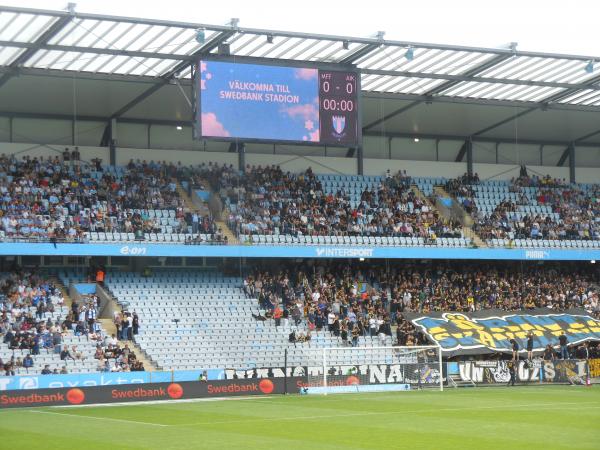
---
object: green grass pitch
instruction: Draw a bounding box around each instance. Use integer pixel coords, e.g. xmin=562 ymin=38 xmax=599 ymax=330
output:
xmin=1 ymin=386 xmax=599 ymax=449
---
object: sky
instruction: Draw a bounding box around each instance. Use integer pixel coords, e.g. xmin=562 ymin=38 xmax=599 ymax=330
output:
xmin=3 ymin=0 xmax=600 ymax=57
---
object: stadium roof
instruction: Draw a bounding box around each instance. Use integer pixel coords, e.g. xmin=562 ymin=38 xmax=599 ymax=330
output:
xmin=1 ymin=5 xmax=600 ymax=148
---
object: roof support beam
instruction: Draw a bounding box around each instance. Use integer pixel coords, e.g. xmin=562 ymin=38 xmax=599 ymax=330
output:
xmin=573 ymin=128 xmax=600 ymax=143
xmin=473 ymin=108 xmax=538 ymax=136
xmin=362 ymin=91 xmax=600 ymax=113
xmin=0 ymin=41 xmax=191 ymax=61
xmin=472 ymin=107 xmax=537 ymax=136
xmin=0 ymin=14 xmax=73 ymax=89
xmin=0 ymin=66 xmax=172 ymax=85
xmin=455 ymin=141 xmax=468 ymax=162
xmin=569 ymin=144 xmax=576 ymax=183
xmin=110 ymin=29 xmax=235 ymax=118
xmin=361 ymin=130 xmax=600 ymax=148
xmin=426 ymin=54 xmax=514 ymax=97
xmin=361 ymin=101 xmax=421 ymax=131
xmin=557 ymin=143 xmax=572 ymax=166
xmin=454 ymin=139 xmax=473 ymax=175
xmin=360 ymin=68 xmax=600 ymax=91
xmin=466 ymin=138 xmax=473 ymax=176
xmin=362 ymin=54 xmax=514 ymax=131
xmin=540 ymin=74 xmax=600 ymax=105
xmin=338 ymin=43 xmax=380 ymax=64
xmin=0 ymin=107 xmax=598 ymax=149
xmin=556 ymin=143 xmax=576 ymax=182
xmin=4 ymin=5 xmax=600 ymax=63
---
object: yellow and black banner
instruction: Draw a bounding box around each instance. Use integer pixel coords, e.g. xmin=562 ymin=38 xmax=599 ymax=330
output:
xmin=405 ymin=308 xmax=600 ymax=356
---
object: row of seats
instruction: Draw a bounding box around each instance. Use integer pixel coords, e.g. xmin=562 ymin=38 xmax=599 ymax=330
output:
xmin=97 ymin=269 xmax=395 ymax=371
xmin=239 ymin=234 xmax=470 ymax=247
xmin=488 ymin=238 xmax=600 ymax=248
xmin=86 ymin=232 xmax=212 ymax=243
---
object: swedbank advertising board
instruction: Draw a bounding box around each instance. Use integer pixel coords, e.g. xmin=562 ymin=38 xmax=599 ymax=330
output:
xmin=0 ymin=378 xmax=283 ymax=409
xmin=404 ymin=308 xmax=600 ymax=356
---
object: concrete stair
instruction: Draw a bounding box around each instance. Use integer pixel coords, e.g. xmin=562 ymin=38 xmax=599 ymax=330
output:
xmin=48 ymin=276 xmax=73 ymax=311
xmin=98 ymin=318 xmax=157 ymax=372
xmin=177 ymin=181 xmax=238 ymax=244
xmin=411 ymin=184 xmax=436 ymax=210
xmin=52 ymin=276 xmax=158 ymax=371
xmin=175 ymin=182 xmax=209 ymax=216
xmin=216 ymin=218 xmax=238 ymax=244
xmin=432 ymin=186 xmax=473 ymax=226
xmin=432 ymin=186 xmax=487 ymax=248
xmin=94 ymin=283 xmax=159 ymax=371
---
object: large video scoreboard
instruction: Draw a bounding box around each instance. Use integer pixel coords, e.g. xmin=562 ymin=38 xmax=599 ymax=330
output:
xmin=193 ymin=59 xmax=360 ymax=147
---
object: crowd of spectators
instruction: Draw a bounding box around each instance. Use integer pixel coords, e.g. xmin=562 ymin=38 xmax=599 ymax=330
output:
xmin=0 ymin=267 xmax=95 ymax=374
xmin=0 ymin=154 xmax=216 ymax=242
xmin=446 ymin=172 xmax=600 ymax=242
xmin=190 ymin=164 xmax=462 ymax=240
xmin=94 ymin=334 xmax=145 ymax=372
xmin=0 ymin=267 xmax=147 ymax=374
xmin=244 ymin=261 xmax=599 ymax=351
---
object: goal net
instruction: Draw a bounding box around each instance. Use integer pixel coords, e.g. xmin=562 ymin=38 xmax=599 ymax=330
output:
xmin=302 ymin=345 xmax=443 ymax=394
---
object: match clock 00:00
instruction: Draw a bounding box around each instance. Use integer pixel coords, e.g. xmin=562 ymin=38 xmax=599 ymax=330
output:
xmin=318 ymin=70 xmax=359 ymax=146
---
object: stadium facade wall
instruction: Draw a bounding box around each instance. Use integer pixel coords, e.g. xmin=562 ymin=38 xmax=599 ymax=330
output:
xmin=1 ymin=141 xmax=599 ymax=183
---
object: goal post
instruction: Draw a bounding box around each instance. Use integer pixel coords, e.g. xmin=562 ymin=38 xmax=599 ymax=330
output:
xmin=303 ymin=345 xmax=443 ymax=394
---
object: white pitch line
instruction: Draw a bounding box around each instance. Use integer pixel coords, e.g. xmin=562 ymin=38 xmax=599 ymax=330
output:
xmin=171 ymin=401 xmax=600 ymax=427
xmin=28 ymin=409 xmax=168 ymax=427
xmin=48 ymin=395 xmax=280 ymax=408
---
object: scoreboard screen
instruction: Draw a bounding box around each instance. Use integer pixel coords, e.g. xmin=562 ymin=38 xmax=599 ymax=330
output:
xmin=194 ymin=59 xmax=359 ymax=146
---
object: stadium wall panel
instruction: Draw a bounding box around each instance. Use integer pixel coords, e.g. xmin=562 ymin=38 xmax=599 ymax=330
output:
xmin=0 ymin=141 xmax=598 ymax=182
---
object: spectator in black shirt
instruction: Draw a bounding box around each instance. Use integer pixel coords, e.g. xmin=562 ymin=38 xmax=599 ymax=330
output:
xmin=558 ymin=333 xmax=569 ymax=359
xmin=543 ymin=345 xmax=555 ymax=361
xmin=60 ymin=345 xmax=74 ymax=361
xmin=507 ymin=360 xmax=516 ymax=386
xmin=510 ymin=339 xmax=519 ymax=361
xmin=526 ymin=331 xmax=534 ymax=361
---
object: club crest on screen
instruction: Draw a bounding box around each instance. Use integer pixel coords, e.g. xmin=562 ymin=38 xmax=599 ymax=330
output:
xmin=332 ymin=115 xmax=346 ymax=139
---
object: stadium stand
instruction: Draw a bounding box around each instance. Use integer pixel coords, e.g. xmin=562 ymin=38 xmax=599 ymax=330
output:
xmin=0 ymin=269 xmax=128 ymax=375
xmin=0 ymin=155 xmax=218 ymax=244
xmin=99 ymin=269 xmax=389 ymax=370
xmin=447 ymin=173 xmax=600 ymax=248
xmin=0 ymin=5 xmax=599 ymax=395
xmin=212 ymin=165 xmax=469 ymax=247
xmin=50 ymin=261 xmax=598 ymax=372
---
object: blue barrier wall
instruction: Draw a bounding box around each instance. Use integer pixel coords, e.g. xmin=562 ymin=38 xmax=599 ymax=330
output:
xmin=0 ymin=369 xmax=224 ymax=391
xmin=0 ymin=242 xmax=598 ymax=260
xmin=74 ymin=283 xmax=96 ymax=295
xmin=195 ymin=190 xmax=211 ymax=201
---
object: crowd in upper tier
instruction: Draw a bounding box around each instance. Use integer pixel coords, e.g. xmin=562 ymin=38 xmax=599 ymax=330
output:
xmin=190 ymin=163 xmax=463 ymax=240
xmin=2 ymin=153 xmax=599 ymax=246
xmin=245 ymin=261 xmax=599 ymax=348
xmin=0 ymin=154 xmax=215 ymax=242
xmin=447 ymin=172 xmax=600 ymax=242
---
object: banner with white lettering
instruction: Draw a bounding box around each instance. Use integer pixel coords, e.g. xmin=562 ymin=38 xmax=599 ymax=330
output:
xmin=223 ymin=364 xmax=444 ymax=386
xmin=447 ymin=360 xmax=589 ymax=384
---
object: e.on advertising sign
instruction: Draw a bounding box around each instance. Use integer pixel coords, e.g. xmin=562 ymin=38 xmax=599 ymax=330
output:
xmin=0 ymin=379 xmax=283 ymax=409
